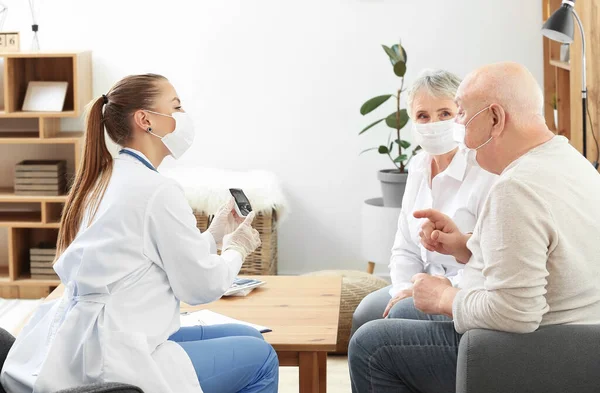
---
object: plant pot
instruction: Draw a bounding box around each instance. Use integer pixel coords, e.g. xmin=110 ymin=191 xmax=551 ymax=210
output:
xmin=377 ymin=169 xmax=408 ymax=208
xmin=554 ymin=109 xmax=558 ymax=130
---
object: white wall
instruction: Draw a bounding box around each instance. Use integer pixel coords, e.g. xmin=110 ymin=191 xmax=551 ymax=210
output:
xmin=0 ymin=0 xmax=543 ymax=274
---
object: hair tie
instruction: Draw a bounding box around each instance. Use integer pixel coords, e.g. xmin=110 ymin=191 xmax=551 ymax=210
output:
xmin=102 ymin=94 xmax=109 ymax=105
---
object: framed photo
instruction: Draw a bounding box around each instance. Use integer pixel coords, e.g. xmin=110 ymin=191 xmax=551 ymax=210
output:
xmin=22 ymin=81 xmax=68 ymax=112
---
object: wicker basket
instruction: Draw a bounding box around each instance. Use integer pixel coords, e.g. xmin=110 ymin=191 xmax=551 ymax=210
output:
xmin=194 ymin=210 xmax=277 ymax=275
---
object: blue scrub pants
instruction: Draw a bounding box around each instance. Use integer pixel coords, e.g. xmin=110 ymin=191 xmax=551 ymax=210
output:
xmin=169 ymin=324 xmax=279 ymax=393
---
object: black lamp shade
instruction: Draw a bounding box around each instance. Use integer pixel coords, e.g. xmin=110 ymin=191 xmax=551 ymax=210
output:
xmin=542 ymin=4 xmax=575 ymax=43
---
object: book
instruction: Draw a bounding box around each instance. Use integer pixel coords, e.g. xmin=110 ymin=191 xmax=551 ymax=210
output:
xmin=15 ymin=160 xmax=66 ymax=172
xmin=30 ymin=248 xmax=56 ymax=256
xmin=30 ymin=257 xmax=55 ymax=264
xmin=31 ymin=273 xmax=59 ymax=280
xmin=15 ymin=190 xmax=64 ymax=196
xmin=16 ymin=171 xmax=66 ymax=178
xmin=223 ymin=277 xmax=266 ymax=297
xmin=15 ymin=183 xmax=65 ymax=191
xmin=30 ymin=267 xmax=55 ymax=274
xmin=180 ymin=309 xmax=271 ymax=333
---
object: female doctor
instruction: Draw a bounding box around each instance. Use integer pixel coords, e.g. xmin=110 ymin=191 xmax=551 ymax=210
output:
xmin=1 ymin=74 xmax=278 ymax=393
xmin=352 ymin=69 xmax=497 ymax=334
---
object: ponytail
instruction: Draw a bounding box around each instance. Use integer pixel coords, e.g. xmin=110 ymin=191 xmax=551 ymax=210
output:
xmin=56 ymin=96 xmax=114 ymax=257
xmin=55 ymin=73 xmax=167 ymax=258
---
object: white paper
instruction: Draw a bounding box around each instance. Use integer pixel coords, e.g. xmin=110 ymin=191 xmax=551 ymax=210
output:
xmin=180 ymin=309 xmax=271 ymax=333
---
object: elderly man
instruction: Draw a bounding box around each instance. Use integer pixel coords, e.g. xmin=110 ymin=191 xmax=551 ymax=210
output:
xmin=348 ymin=62 xmax=600 ymax=393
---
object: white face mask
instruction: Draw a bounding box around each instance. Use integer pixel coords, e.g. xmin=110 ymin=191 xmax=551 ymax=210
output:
xmin=453 ymin=106 xmax=492 ymax=166
xmin=412 ymin=118 xmax=458 ymax=155
xmin=145 ymin=110 xmax=195 ymax=159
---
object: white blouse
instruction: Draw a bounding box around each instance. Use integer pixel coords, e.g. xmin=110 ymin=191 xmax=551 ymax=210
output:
xmin=389 ymin=147 xmax=498 ymax=297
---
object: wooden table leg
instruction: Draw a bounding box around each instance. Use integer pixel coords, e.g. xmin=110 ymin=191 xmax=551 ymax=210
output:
xmin=299 ymin=352 xmax=319 ymax=393
xmin=318 ymin=352 xmax=327 ymax=393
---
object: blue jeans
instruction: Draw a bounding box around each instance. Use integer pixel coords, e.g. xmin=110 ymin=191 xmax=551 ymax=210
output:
xmin=169 ymin=324 xmax=279 ymax=393
xmin=352 ymin=286 xmax=451 ymax=336
xmin=349 ymin=300 xmax=460 ymax=393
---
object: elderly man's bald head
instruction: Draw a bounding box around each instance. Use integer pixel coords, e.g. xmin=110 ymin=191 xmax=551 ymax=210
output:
xmin=455 ymin=62 xmax=554 ymax=174
xmin=457 ymin=62 xmax=544 ymax=126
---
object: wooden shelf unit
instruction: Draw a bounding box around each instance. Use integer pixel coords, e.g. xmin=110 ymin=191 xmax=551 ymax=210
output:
xmin=548 ymin=59 xmax=571 ymax=71
xmin=542 ymin=0 xmax=572 ymax=137
xmin=542 ymin=0 xmax=600 ymax=164
xmin=0 ymin=111 xmax=78 ymax=118
xmin=0 ymin=188 xmax=68 ymax=203
xmin=0 ymin=132 xmax=83 ymax=144
xmin=0 ymin=51 xmax=91 ymax=298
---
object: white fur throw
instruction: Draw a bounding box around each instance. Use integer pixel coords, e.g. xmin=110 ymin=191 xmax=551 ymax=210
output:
xmin=161 ymin=166 xmax=289 ymax=223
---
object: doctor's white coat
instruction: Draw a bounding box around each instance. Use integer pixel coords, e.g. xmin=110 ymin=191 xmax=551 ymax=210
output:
xmin=0 ymin=150 xmax=243 ymax=393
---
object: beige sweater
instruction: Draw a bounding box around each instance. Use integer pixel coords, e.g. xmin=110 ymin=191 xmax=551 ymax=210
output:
xmin=453 ymin=136 xmax=600 ymax=334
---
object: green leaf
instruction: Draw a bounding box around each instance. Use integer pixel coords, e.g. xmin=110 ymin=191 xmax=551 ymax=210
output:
xmin=360 ymin=95 xmax=392 ymax=115
xmin=382 ymin=45 xmax=399 ymax=65
xmin=414 ymin=145 xmax=422 ymax=152
xmin=394 ymin=44 xmax=407 ymax=64
xmin=391 ymin=44 xmax=405 ymax=63
xmin=393 ymin=61 xmax=406 ymax=77
xmin=378 ymin=145 xmax=389 ymax=154
xmin=394 ymin=139 xmax=411 ymax=149
xmin=359 ymin=118 xmax=385 ymax=135
xmin=359 ymin=147 xmax=378 ymax=155
xmin=393 ymin=154 xmax=409 ymax=163
xmin=385 ymin=109 xmax=409 ymax=129
xmin=389 ymin=141 xmax=394 ymax=153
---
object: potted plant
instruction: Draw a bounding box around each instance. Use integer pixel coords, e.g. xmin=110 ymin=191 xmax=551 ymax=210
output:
xmin=552 ymin=93 xmax=558 ymax=131
xmin=359 ymin=41 xmax=420 ymax=207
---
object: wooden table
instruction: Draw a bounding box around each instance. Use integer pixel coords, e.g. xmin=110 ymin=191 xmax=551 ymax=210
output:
xmin=182 ymin=276 xmax=342 ymax=393
xmin=43 ymin=276 xmax=342 ymax=393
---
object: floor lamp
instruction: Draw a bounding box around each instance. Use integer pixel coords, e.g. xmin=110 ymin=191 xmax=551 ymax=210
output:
xmin=541 ymin=0 xmax=587 ymax=158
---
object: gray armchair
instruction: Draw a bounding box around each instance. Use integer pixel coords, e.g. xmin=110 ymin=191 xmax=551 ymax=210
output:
xmin=0 ymin=328 xmax=143 ymax=393
xmin=457 ymin=325 xmax=600 ymax=393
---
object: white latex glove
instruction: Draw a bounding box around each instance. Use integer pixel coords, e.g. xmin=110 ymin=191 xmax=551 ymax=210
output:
xmin=223 ymin=212 xmax=261 ymax=260
xmin=207 ymin=198 xmax=244 ymax=249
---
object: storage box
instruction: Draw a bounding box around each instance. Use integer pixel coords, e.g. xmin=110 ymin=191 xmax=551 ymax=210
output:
xmin=14 ymin=160 xmax=67 ymax=196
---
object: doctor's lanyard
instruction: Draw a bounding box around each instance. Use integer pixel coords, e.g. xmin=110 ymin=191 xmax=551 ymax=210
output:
xmin=119 ymin=149 xmax=158 ymax=172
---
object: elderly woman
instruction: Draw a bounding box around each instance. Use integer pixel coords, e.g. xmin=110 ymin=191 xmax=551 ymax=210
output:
xmin=352 ymin=69 xmax=497 ymax=333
